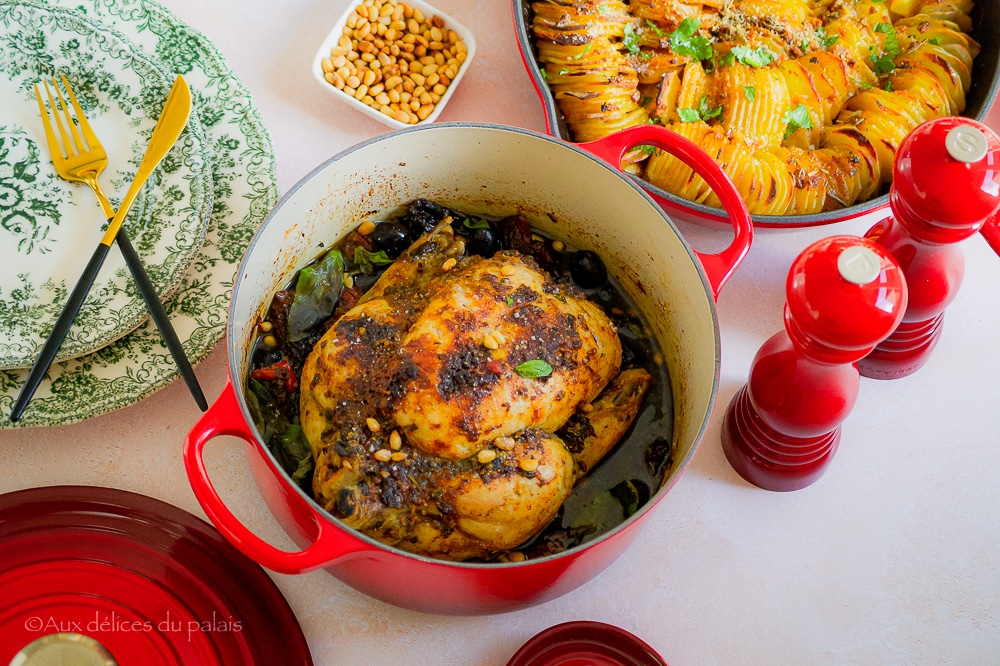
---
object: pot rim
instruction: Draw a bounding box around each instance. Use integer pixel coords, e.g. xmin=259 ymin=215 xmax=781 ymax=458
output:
xmin=510 ymin=0 xmax=1000 ymax=229
xmin=225 ymin=121 xmax=723 ymax=568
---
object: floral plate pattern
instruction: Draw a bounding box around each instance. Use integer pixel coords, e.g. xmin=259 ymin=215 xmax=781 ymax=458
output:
xmin=0 ymin=0 xmax=278 ymax=428
xmin=0 ymin=1 xmax=213 ymax=369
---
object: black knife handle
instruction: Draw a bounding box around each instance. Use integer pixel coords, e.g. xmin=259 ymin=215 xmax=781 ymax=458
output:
xmin=11 ymin=243 xmax=113 ymax=421
xmin=115 ymin=228 xmax=208 ymax=411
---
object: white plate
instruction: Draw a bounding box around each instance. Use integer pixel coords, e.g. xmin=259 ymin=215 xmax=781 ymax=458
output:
xmin=0 ymin=0 xmax=278 ymax=428
xmin=0 ymin=2 xmax=213 ymax=369
xmin=311 ymin=0 xmax=477 ymax=129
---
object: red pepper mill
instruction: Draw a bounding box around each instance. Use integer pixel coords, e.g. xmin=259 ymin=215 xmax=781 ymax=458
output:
xmin=721 ymin=236 xmax=907 ymax=491
xmin=858 ymin=117 xmax=1000 ymax=379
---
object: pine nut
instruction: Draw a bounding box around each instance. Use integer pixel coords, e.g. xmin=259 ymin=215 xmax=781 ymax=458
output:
xmin=366 ymin=417 xmax=381 ymax=433
xmin=389 ymin=430 xmax=402 ymax=450
xmin=494 ymin=436 xmax=516 ymax=451
xmin=374 ymin=449 xmax=392 ymax=462
xmin=519 ymin=459 xmax=539 ymax=472
xmin=478 ymin=449 xmax=497 ymax=464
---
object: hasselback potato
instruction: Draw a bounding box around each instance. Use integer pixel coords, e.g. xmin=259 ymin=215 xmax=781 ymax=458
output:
xmin=530 ymin=0 xmax=981 ymax=215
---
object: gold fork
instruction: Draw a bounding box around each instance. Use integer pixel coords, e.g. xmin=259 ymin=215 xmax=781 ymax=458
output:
xmin=26 ymin=75 xmax=207 ymax=412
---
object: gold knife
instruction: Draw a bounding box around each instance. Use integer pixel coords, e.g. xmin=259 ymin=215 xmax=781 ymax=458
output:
xmin=11 ymin=75 xmax=194 ymax=421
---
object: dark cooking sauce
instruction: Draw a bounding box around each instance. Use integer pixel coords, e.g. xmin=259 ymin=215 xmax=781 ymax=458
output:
xmin=246 ymin=199 xmax=674 ymax=561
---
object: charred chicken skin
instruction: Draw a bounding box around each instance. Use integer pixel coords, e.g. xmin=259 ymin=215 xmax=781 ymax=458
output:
xmin=300 ymin=220 xmax=651 ymax=561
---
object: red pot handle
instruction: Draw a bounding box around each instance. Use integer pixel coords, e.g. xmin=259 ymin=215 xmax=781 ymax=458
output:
xmin=578 ymin=124 xmax=753 ymax=300
xmin=183 ymin=377 xmax=370 ymax=574
xmin=981 ymin=212 xmax=1000 ymax=257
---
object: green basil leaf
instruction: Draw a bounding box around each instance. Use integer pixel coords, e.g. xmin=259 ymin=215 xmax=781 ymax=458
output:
xmin=354 ymin=246 xmax=394 ymax=275
xmin=743 ymin=85 xmax=756 ymax=102
xmin=515 ymin=360 xmax=554 ymax=379
xmin=246 ymin=379 xmax=314 ymax=485
xmin=287 ymin=249 xmax=345 ymax=342
xmin=462 ymin=217 xmax=492 ymax=230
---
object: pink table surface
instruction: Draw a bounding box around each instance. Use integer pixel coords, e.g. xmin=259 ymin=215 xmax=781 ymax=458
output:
xmin=2 ymin=1 xmax=999 ymax=664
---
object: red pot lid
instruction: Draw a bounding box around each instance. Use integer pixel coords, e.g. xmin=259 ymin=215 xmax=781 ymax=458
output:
xmin=0 ymin=486 xmax=312 ymax=666
xmin=506 ymin=621 xmax=668 ymax=666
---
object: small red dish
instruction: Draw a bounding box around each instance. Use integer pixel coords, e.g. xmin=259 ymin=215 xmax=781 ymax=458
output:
xmin=507 ymin=621 xmax=668 ymax=666
xmin=0 ymin=486 xmax=312 ymax=666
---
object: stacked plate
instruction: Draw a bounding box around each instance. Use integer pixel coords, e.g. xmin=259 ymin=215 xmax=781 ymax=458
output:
xmin=0 ymin=0 xmax=278 ymax=428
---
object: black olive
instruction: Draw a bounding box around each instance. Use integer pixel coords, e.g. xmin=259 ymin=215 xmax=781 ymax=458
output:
xmin=370 ymin=220 xmax=413 ymax=258
xmin=465 ymin=225 xmax=502 ymax=257
xmin=252 ymin=346 xmax=283 ymax=369
xmin=352 ymin=271 xmax=380 ymax=293
xmin=569 ymin=250 xmax=607 ymax=289
xmin=402 ymin=198 xmax=456 ymax=235
xmin=335 ymin=488 xmax=356 ymax=517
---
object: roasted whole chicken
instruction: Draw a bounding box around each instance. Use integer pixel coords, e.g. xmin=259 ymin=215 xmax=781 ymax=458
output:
xmin=300 ymin=219 xmax=652 ymax=561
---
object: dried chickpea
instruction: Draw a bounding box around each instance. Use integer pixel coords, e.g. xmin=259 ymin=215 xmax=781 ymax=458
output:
xmin=323 ymin=0 xmax=468 ymax=124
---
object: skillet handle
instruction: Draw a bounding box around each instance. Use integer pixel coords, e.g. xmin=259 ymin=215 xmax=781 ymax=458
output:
xmin=578 ymin=124 xmax=753 ymax=300
xmin=183 ymin=377 xmax=369 ymax=574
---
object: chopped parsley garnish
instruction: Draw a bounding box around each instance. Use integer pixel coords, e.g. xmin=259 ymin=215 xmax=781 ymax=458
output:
xmin=515 ymin=360 xmax=553 ymax=379
xmin=645 ymin=19 xmax=668 ymax=38
xmin=928 ymin=36 xmax=943 ymax=45
xmin=572 ymin=42 xmax=593 ymax=60
xmin=874 ymin=22 xmax=901 ymax=56
xmin=623 ymin=23 xmax=641 ymax=55
xmin=782 ymin=104 xmax=813 ymax=138
xmin=678 ymin=95 xmax=723 ymax=122
xmin=868 ymin=45 xmax=896 ymax=76
xmin=867 ymin=23 xmax=900 ymax=76
xmin=744 ymin=85 xmax=756 ymax=102
xmin=817 ymin=26 xmax=839 ymax=48
xmin=558 ymin=67 xmax=569 ymax=76
xmin=669 ymin=18 xmax=714 ymax=61
xmin=729 ymin=45 xmax=776 ymax=67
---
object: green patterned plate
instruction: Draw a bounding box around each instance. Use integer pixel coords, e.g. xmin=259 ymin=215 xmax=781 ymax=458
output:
xmin=0 ymin=1 xmax=213 ymax=370
xmin=0 ymin=0 xmax=278 ymax=427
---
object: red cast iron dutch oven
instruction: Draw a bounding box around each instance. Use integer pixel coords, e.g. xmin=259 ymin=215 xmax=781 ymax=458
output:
xmin=183 ymin=123 xmax=751 ymax=615
xmin=512 ymin=0 xmax=1000 ymax=230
